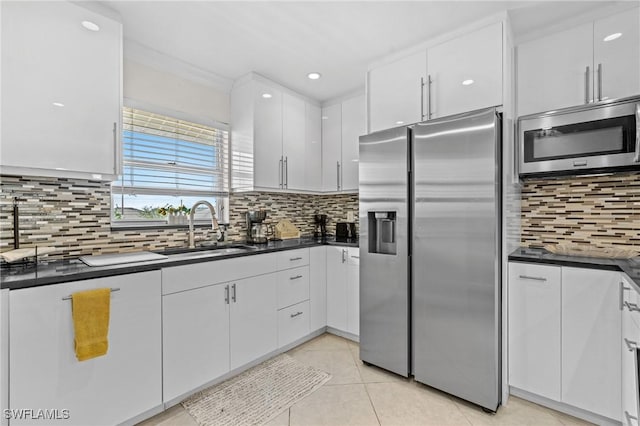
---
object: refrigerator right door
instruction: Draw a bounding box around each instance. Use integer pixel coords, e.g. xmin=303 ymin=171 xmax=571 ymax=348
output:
xmin=412 ymin=108 xmax=501 ymax=411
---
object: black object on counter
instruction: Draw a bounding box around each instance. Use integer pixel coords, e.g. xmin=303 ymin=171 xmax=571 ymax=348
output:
xmin=336 ymin=222 xmax=357 ymax=240
xmin=314 ymin=214 xmax=328 ymax=240
xmin=13 ymin=197 xmax=20 ymax=249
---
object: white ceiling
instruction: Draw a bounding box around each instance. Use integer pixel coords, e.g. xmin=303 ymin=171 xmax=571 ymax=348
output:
xmin=103 ymin=1 xmax=619 ymax=102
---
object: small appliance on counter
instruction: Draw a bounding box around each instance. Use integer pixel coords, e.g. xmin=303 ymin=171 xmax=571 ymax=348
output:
xmin=314 ymin=214 xmax=328 ymax=240
xmin=274 ymin=219 xmax=301 ymax=240
xmin=335 ymin=222 xmax=357 ymax=241
xmin=246 ymin=210 xmax=268 ymax=244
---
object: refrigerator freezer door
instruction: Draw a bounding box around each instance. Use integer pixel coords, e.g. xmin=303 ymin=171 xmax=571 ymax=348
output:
xmin=412 ymin=108 xmax=501 ymax=410
xmin=359 ymin=126 xmax=410 ymax=377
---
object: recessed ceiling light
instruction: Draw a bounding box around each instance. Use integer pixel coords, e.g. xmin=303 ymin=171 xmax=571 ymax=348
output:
xmin=52 ymin=102 xmax=65 ymax=107
xmin=462 ymin=79 xmax=474 ymax=86
xmin=307 ymin=72 xmax=321 ymax=80
xmin=262 ymin=93 xmax=272 ymax=99
xmin=395 ymin=121 xmax=404 ymax=125
xmin=81 ymin=20 xmax=100 ymax=32
xmin=603 ymin=32 xmax=622 ymax=42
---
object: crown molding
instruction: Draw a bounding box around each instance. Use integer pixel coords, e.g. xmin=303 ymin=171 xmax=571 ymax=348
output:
xmin=124 ymin=39 xmax=233 ymax=93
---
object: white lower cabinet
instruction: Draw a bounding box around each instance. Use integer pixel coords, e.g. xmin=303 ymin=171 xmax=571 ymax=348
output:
xmin=621 ymin=276 xmax=639 ymax=426
xmin=162 ymin=283 xmax=230 ymax=403
xmin=508 ymin=261 xmax=625 ymax=422
xmin=309 ymin=247 xmax=327 ymax=331
xmin=508 ymin=262 xmax=561 ymax=401
xmin=561 ymin=267 xmax=621 ymax=421
xmin=9 ymin=272 xmax=162 ymax=426
xmin=278 ymin=301 xmax=310 ymax=348
xmin=230 ymin=274 xmax=278 ymax=369
xmin=326 ymin=246 xmax=359 ymax=337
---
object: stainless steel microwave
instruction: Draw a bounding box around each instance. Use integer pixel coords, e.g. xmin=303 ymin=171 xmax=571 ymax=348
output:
xmin=518 ymin=96 xmax=640 ymax=177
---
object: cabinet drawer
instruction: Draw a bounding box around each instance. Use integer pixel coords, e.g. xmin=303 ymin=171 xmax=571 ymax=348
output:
xmin=277 ymin=266 xmax=310 ymax=309
xmin=276 ymin=248 xmax=309 ymax=270
xmin=347 ymin=247 xmax=360 ymax=266
xmin=278 ymin=300 xmax=310 ymax=348
xmin=622 ymin=276 xmax=640 ymax=328
xmin=509 ymin=262 xmax=560 ymax=287
xmin=162 ymin=253 xmax=277 ymax=295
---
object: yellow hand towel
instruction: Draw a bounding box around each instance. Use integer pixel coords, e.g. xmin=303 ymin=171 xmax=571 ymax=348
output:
xmin=71 ymin=288 xmax=111 ymax=361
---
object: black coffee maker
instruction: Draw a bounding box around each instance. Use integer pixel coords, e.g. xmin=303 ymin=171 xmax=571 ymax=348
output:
xmin=314 ymin=214 xmax=328 ymax=241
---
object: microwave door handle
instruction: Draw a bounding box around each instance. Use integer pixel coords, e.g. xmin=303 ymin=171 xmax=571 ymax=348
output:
xmin=635 ymin=103 xmax=640 ymax=163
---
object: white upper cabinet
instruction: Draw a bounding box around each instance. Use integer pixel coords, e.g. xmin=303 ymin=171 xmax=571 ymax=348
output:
xmin=427 ymin=22 xmax=503 ymax=119
xmin=593 ymin=8 xmax=640 ymax=102
xmin=517 ymin=6 xmax=640 ymax=116
xmin=367 ymin=21 xmax=503 ymax=132
xmin=368 ymin=51 xmax=427 ymax=133
xmin=321 ymin=103 xmax=342 ymax=192
xmin=0 ymin=1 xmax=122 ymax=179
xmin=253 ymin=81 xmax=283 ymax=189
xmin=340 ymin=94 xmax=366 ymax=192
xmin=231 ymin=74 xmax=322 ymax=192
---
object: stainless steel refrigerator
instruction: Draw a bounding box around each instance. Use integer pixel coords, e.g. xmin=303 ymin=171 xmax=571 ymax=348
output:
xmin=359 ymin=107 xmax=501 ymax=411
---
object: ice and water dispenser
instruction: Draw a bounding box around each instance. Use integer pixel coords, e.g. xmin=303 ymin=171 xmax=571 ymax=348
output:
xmin=367 ymin=212 xmax=397 ymax=255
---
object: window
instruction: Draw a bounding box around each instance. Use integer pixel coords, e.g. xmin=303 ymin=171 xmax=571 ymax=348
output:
xmin=112 ymin=107 xmax=229 ymax=226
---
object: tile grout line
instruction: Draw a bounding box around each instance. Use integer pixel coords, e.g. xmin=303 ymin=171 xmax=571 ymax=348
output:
xmin=362 ymin=383 xmax=383 ymax=426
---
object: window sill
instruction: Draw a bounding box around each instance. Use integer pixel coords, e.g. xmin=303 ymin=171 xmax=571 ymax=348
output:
xmin=110 ymin=222 xmax=229 ymax=232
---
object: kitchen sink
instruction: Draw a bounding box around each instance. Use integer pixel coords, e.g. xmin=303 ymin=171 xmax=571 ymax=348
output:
xmin=162 ymin=244 xmax=257 ymax=261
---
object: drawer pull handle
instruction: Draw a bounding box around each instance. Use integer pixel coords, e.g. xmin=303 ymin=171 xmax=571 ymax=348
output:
xmin=290 ymin=257 xmax=303 ymax=261
xmin=351 ymin=256 xmax=359 ymax=259
xmin=518 ymin=275 xmax=547 ymax=282
xmin=624 ymin=301 xmax=640 ymax=312
xmin=62 ymin=287 xmax=120 ymax=300
xmin=290 ymin=311 xmax=303 ymax=318
xmin=625 ymin=338 xmax=638 ymax=352
xmin=290 ymin=275 xmax=303 ymax=280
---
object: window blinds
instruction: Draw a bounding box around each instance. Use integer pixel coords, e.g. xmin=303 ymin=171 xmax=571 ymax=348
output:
xmin=114 ymin=107 xmax=229 ymax=196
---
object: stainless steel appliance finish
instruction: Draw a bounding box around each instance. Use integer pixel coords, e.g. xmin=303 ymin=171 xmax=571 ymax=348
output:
xmin=412 ymin=108 xmax=501 ymax=411
xmin=359 ymin=126 xmax=411 ymax=378
xmin=518 ymin=95 xmax=640 ymax=177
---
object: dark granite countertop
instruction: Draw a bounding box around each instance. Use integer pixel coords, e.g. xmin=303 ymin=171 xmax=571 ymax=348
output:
xmin=0 ymin=237 xmax=359 ymax=291
xmin=509 ymin=247 xmax=640 ymax=293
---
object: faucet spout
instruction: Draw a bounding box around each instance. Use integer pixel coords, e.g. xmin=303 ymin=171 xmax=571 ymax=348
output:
xmin=188 ymin=200 xmax=219 ymax=249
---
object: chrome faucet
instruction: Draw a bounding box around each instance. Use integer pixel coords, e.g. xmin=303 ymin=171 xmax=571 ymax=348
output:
xmin=189 ymin=200 xmax=220 ymax=249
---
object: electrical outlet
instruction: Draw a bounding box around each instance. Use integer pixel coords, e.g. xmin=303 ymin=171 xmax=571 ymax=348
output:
xmin=347 ymin=211 xmax=354 ymax=222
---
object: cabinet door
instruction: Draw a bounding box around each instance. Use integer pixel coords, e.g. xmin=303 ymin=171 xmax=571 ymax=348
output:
xmin=341 ymin=94 xmax=366 ymax=192
xmin=282 ymin=93 xmax=306 ymax=191
xmin=309 ymin=247 xmax=327 ymax=331
xmin=9 ymin=272 xmax=161 ymax=426
xmin=305 ymin=103 xmax=323 ymax=192
xmin=517 ymin=23 xmax=593 ymax=116
xmin=427 ymin=22 xmax=502 ymax=119
xmin=253 ymin=81 xmax=283 ymax=189
xmin=321 ymin=103 xmax=342 ymax=191
xmin=326 ymin=247 xmax=348 ymax=331
xmin=1 ymin=1 xmax=121 ymax=177
xmin=593 ymin=7 xmax=640 ymax=102
xmin=562 ymin=268 xmax=621 ymax=420
xmin=230 ymin=273 xmax=277 ymax=369
xmin=368 ymin=50 xmax=426 ymax=132
xmin=508 ymin=263 xmax=561 ymax=401
xmin=162 ymin=283 xmax=230 ymax=403
xmin=622 ymin=308 xmax=640 ymax=426
xmin=346 ymin=247 xmax=360 ymax=336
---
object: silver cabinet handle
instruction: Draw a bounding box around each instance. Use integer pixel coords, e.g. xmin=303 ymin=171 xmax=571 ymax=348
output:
xmin=290 ymin=311 xmax=303 ymax=318
xmin=427 ymin=74 xmax=433 ymax=119
xmin=284 ymin=156 xmax=288 ymax=189
xmin=290 ymin=257 xmax=302 ymax=261
xmin=231 ymin=283 xmax=237 ymax=303
xmin=342 ymin=249 xmax=347 ymax=263
xmin=420 ymin=77 xmax=425 ymax=121
xmin=351 ymin=255 xmax=359 ymax=259
xmin=336 ymin=161 xmax=341 ymax=191
xmin=621 ymin=283 xmax=631 ymax=310
xmin=518 ymin=275 xmax=547 ymax=282
xmin=625 ymin=301 xmax=640 ymax=312
xmin=573 ymin=160 xmax=588 ymax=167
xmin=290 ymin=275 xmax=303 ymax=280
xmin=596 ymin=63 xmax=602 ymax=101
xmin=584 ymin=66 xmax=590 ymax=103
xmin=224 ymin=284 xmax=230 ymax=304
xmin=113 ymin=122 xmax=118 ymax=175
xmin=279 ymin=156 xmax=283 ymax=188
xmin=634 ymin=104 xmax=640 ymax=163
xmin=624 ymin=338 xmax=638 ymax=352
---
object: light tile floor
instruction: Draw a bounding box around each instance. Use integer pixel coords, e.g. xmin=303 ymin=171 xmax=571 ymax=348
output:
xmin=139 ymin=333 xmax=592 ymax=426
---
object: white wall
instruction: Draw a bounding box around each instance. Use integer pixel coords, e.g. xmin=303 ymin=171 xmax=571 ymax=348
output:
xmin=123 ymin=60 xmax=230 ymax=126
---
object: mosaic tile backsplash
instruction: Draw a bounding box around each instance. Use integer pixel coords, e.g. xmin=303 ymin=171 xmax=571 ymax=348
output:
xmin=520 ymin=171 xmax=640 ymax=249
xmin=0 ymin=175 xmax=358 ymax=260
